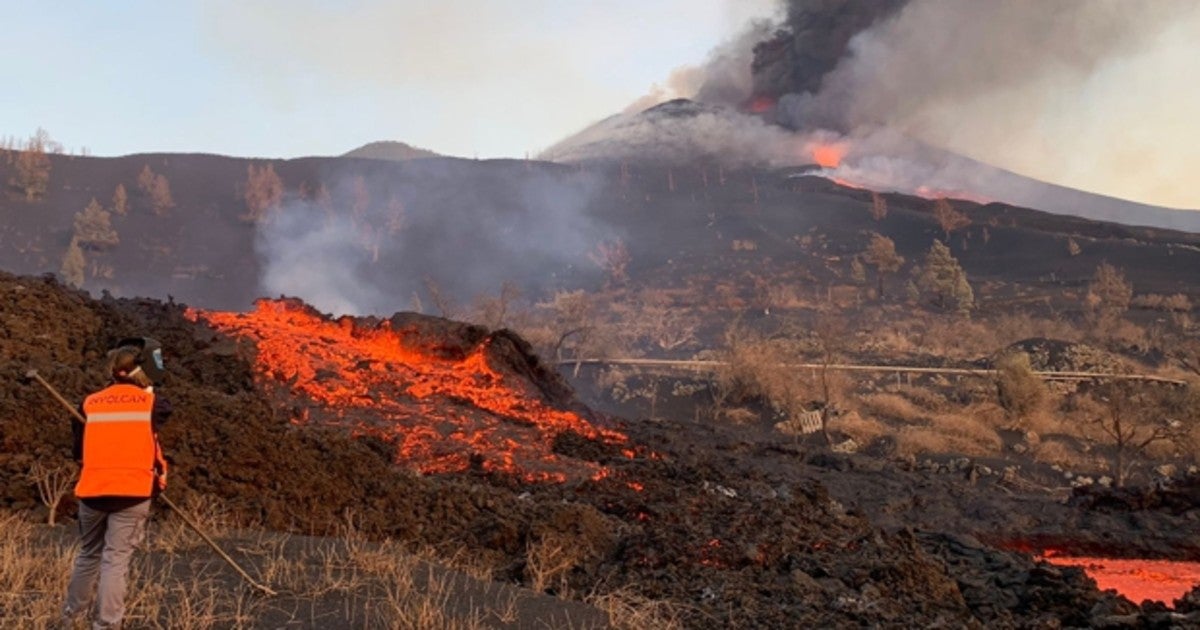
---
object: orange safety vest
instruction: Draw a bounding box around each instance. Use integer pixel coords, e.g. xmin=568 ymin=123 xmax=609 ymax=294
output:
xmin=75 ymin=383 xmax=168 ymax=498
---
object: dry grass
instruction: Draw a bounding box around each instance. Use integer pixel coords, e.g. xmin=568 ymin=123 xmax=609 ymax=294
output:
xmin=716 ymin=406 xmax=760 ymax=424
xmin=860 ymin=310 xmax=1083 ymax=361
xmin=860 ymin=393 xmax=927 ymax=424
xmin=150 ymin=493 xmax=236 ymax=553
xmin=895 ymin=426 xmax=990 ymax=458
xmin=892 ymin=403 xmax=1003 ymax=458
xmin=829 ymin=410 xmax=887 ymax=444
xmin=1019 ymin=407 xmax=1069 ymax=437
xmin=0 ymin=511 xmax=74 ymax=626
xmin=587 ymin=586 xmax=686 ymax=630
xmin=990 ymin=312 xmax=1080 ymax=345
xmin=0 ymin=509 xmax=605 ymax=629
xmin=1031 ymin=439 xmax=1095 ymax=470
xmin=927 ymin=410 xmax=1003 ymax=452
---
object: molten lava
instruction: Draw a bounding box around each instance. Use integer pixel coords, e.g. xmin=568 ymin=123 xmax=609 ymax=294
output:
xmin=811 ymin=142 xmax=848 ymax=168
xmin=1040 ymin=553 xmax=1200 ymax=607
xmin=187 ymin=299 xmax=628 ymax=482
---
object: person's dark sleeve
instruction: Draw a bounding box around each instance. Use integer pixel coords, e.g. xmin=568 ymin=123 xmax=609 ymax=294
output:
xmin=71 ymin=403 xmax=85 ymax=462
xmin=151 ymin=395 xmax=173 ymax=432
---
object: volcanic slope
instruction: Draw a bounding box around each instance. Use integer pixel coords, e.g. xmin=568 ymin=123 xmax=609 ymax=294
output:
xmin=5 ymin=270 xmax=1193 ymax=627
xmin=2 ymin=149 xmax=1199 ymax=316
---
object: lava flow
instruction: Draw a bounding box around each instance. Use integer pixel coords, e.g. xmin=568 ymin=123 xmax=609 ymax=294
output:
xmin=187 ymin=298 xmax=629 ymax=482
xmin=1039 ymin=553 xmax=1200 ymax=607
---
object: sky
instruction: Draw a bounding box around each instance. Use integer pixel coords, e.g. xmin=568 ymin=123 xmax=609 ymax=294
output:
xmin=1 ymin=0 xmax=775 ymax=160
xmin=4 ymin=1 xmax=1198 ymax=210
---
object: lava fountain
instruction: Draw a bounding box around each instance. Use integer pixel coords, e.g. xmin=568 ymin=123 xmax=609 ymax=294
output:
xmin=187 ymin=298 xmax=631 ymax=483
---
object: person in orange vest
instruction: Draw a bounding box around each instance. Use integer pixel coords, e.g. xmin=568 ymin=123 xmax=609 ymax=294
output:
xmin=62 ymin=339 xmax=171 ymax=630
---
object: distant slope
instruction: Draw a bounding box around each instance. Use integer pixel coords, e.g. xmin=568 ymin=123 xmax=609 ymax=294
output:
xmin=343 ymin=141 xmax=441 ymax=161
xmin=1 ymin=149 xmax=1198 ymax=315
xmin=544 ymin=99 xmax=1200 ymax=234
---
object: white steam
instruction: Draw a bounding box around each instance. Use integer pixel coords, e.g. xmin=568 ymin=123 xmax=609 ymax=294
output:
xmin=256 ymin=163 xmax=614 ymax=317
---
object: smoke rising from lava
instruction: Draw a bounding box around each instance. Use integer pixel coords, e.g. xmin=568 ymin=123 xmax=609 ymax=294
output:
xmin=256 ymin=162 xmax=614 ymax=317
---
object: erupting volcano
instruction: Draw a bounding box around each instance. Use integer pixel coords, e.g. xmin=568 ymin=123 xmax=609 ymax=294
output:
xmin=187 ymin=299 xmax=630 ymax=482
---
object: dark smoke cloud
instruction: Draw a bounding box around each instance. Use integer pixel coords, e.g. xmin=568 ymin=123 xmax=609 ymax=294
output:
xmin=779 ymin=0 xmax=1186 ymax=131
xmin=561 ymin=0 xmax=1200 ymax=218
xmin=770 ymin=0 xmax=1200 ymax=210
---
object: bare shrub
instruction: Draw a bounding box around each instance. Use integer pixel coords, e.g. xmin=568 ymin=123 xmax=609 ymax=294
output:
xmin=869 ymin=191 xmax=888 ymax=222
xmin=995 ymin=352 xmax=1047 ymax=425
xmin=111 ymin=183 xmax=128 ymax=215
xmin=469 ymin=281 xmax=521 ymax=330
xmin=137 ymin=165 xmax=175 ymax=216
xmin=709 ymin=324 xmax=792 ymax=410
xmin=525 ymin=533 xmax=584 ymax=594
xmin=1078 ymin=382 xmax=1193 ymax=487
xmin=633 ymin=301 xmax=700 ymax=353
xmin=25 ymin=461 xmax=78 ymax=526
xmin=10 ymin=128 xmax=53 ymax=201
xmin=915 ymin=240 xmax=974 ymax=315
xmin=933 ymin=198 xmax=970 ymax=241
xmin=59 ymin=238 xmax=86 ymax=288
xmin=1097 ymin=319 xmax=1148 ymax=348
xmin=862 ymin=233 xmax=903 ymax=298
xmin=73 ymin=197 xmax=119 ymax=251
xmin=1085 ymin=262 xmax=1132 ymax=327
xmin=242 ymin=162 xmax=284 ymax=222
xmin=422 ymin=276 xmax=458 ymax=319
xmin=589 ymin=239 xmax=631 ymax=289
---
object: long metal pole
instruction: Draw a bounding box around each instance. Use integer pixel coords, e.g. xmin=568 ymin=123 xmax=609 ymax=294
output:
xmin=24 ymin=369 xmax=277 ymax=596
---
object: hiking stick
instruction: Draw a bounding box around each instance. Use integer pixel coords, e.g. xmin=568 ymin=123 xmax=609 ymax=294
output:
xmin=155 ymin=493 xmax=277 ymax=595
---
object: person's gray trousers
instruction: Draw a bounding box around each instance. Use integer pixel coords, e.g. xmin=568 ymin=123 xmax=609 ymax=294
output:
xmin=62 ymin=499 xmax=151 ymax=629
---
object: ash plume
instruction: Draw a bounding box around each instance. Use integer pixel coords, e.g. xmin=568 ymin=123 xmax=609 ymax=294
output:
xmin=552 ymin=0 xmax=1200 ymax=222
xmin=773 ymin=0 xmax=1200 ymax=210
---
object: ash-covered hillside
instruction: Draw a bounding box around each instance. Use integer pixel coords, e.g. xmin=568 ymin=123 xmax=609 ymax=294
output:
xmin=2 ymin=148 xmax=1198 ymax=319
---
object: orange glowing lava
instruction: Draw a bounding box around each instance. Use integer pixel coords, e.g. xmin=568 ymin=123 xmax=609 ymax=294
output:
xmin=1040 ymin=553 xmax=1200 ymax=606
xmin=187 ymin=299 xmax=628 ymax=482
xmin=811 ymin=143 xmax=848 ymax=168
